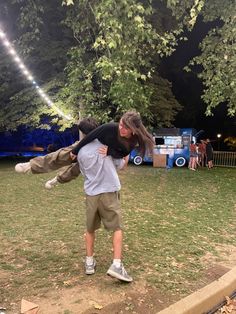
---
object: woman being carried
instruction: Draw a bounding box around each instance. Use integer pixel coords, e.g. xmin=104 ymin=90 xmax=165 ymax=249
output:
xmin=15 ymin=111 xmax=154 ymax=188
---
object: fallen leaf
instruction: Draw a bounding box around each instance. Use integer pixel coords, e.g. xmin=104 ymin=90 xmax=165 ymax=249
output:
xmin=94 ymin=303 xmax=103 ymax=310
xmin=89 ymin=301 xmax=103 ymax=310
xmin=220 ymin=296 xmax=236 ymax=313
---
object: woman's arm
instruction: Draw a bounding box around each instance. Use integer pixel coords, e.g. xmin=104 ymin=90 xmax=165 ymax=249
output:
xmin=71 ymin=124 xmax=113 ymax=155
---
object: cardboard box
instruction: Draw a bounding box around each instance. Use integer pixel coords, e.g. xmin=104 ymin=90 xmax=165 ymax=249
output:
xmin=153 ymin=154 xmax=167 ymax=168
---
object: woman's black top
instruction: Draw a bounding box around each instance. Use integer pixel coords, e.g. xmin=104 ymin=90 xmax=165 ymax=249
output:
xmin=71 ymin=122 xmax=137 ymax=158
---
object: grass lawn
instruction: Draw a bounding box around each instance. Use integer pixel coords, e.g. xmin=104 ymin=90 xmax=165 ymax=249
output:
xmin=0 ymin=159 xmax=236 ymax=311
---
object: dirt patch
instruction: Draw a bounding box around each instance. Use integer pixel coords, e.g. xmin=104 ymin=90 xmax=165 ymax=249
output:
xmin=0 ymin=270 xmax=11 ymax=281
xmin=192 ymin=244 xmax=236 ymax=295
xmin=37 ymin=281 xmax=125 ymax=314
xmin=201 ymin=244 xmax=236 ymax=270
xmin=6 ymin=277 xmax=172 ymax=314
xmin=82 ymin=288 xmax=169 ymax=314
xmin=5 ymin=244 xmax=236 ymax=314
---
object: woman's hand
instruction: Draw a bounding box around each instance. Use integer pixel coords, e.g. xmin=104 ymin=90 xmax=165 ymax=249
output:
xmin=122 ymin=155 xmax=129 ymax=169
xmin=98 ymin=145 xmax=108 ymax=156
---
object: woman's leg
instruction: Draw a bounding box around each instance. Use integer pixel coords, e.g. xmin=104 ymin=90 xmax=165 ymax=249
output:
xmin=30 ymin=147 xmax=73 ymax=173
xmin=45 ymin=162 xmax=81 ymax=189
xmin=15 ymin=142 xmax=79 ymax=174
xmin=57 ymin=163 xmax=81 ymax=183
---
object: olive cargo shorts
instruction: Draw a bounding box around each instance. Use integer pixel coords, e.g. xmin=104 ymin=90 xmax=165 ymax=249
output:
xmin=86 ymin=192 xmax=122 ymax=232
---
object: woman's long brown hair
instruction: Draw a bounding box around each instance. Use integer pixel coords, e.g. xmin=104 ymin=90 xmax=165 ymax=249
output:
xmin=121 ymin=111 xmax=154 ymax=157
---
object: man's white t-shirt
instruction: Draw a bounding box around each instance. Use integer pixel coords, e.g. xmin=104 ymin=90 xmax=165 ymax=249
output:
xmin=77 ymin=139 xmax=125 ymax=196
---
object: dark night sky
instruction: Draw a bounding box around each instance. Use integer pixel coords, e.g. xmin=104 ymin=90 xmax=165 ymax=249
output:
xmin=160 ymin=17 xmax=236 ymax=149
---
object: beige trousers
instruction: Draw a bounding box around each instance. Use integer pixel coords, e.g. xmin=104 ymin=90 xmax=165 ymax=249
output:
xmin=29 ymin=142 xmax=80 ymax=183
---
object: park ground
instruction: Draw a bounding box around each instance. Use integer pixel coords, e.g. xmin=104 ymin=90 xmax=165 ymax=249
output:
xmin=0 ymin=160 xmax=236 ymax=313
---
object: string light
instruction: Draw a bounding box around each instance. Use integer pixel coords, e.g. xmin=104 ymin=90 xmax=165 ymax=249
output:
xmin=0 ymin=25 xmax=72 ymax=121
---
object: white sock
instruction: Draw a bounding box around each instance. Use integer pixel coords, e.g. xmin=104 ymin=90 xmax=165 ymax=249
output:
xmin=113 ymin=259 xmax=121 ymax=268
xmin=86 ymin=256 xmax=94 ymax=265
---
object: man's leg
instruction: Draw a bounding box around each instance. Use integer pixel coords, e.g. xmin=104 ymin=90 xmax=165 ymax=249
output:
xmin=84 ymin=195 xmax=101 ymax=275
xmin=100 ymin=192 xmax=133 ymax=282
xmin=86 ymin=231 xmax=95 ymax=257
xmin=107 ymin=228 xmax=132 ymax=282
xmin=84 ymin=231 xmax=96 ymax=275
xmin=113 ymin=229 xmax=122 ymax=259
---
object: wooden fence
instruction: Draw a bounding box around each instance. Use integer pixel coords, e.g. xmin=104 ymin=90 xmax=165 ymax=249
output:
xmin=213 ymin=151 xmax=236 ymax=168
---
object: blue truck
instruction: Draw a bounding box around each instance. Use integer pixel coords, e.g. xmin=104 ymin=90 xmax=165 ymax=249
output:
xmin=129 ymin=128 xmax=203 ymax=168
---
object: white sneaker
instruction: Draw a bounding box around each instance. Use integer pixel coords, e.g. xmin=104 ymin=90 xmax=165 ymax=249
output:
xmin=45 ymin=177 xmax=58 ymax=189
xmin=15 ymin=162 xmax=31 ymax=173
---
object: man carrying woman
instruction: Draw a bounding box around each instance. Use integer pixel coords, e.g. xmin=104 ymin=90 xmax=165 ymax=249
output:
xmin=15 ymin=111 xmax=154 ymax=282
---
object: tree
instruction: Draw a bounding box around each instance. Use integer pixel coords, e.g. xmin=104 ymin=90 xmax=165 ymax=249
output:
xmin=0 ymin=0 xmax=235 ymax=132
xmin=182 ymin=0 xmax=236 ymax=116
xmin=0 ymin=0 xmax=74 ymax=130
xmin=224 ymin=137 xmax=236 ymax=151
xmin=61 ymin=0 xmax=182 ymax=125
xmin=154 ymin=0 xmax=236 ymax=116
xmin=0 ymin=0 xmax=183 ymax=130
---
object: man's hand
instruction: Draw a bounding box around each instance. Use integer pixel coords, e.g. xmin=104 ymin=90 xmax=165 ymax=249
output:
xmin=98 ymin=145 xmax=108 ymax=156
xmin=70 ymin=151 xmax=77 ymax=160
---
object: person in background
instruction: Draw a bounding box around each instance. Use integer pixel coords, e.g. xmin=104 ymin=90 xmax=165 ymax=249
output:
xmin=198 ymin=140 xmax=206 ymax=167
xmin=189 ymin=141 xmax=198 ymax=171
xmin=205 ymin=138 xmax=214 ymax=169
xmin=195 ymin=143 xmax=200 ymax=167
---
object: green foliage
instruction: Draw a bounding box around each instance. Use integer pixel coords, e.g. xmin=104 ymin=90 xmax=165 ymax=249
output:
xmin=62 ymin=0 xmax=74 ymax=6
xmin=0 ymin=0 xmax=75 ymax=130
xmin=187 ymin=0 xmax=236 ymax=116
xmin=0 ymin=0 xmax=235 ymax=130
xmin=165 ymin=0 xmax=205 ymax=29
xmin=0 ymin=75 xmax=72 ymax=131
xmin=165 ymin=0 xmax=236 ymax=116
xmin=148 ymin=74 xmax=182 ymax=127
xmin=61 ymin=0 xmax=182 ymax=124
xmin=224 ymin=137 xmax=236 ymax=151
